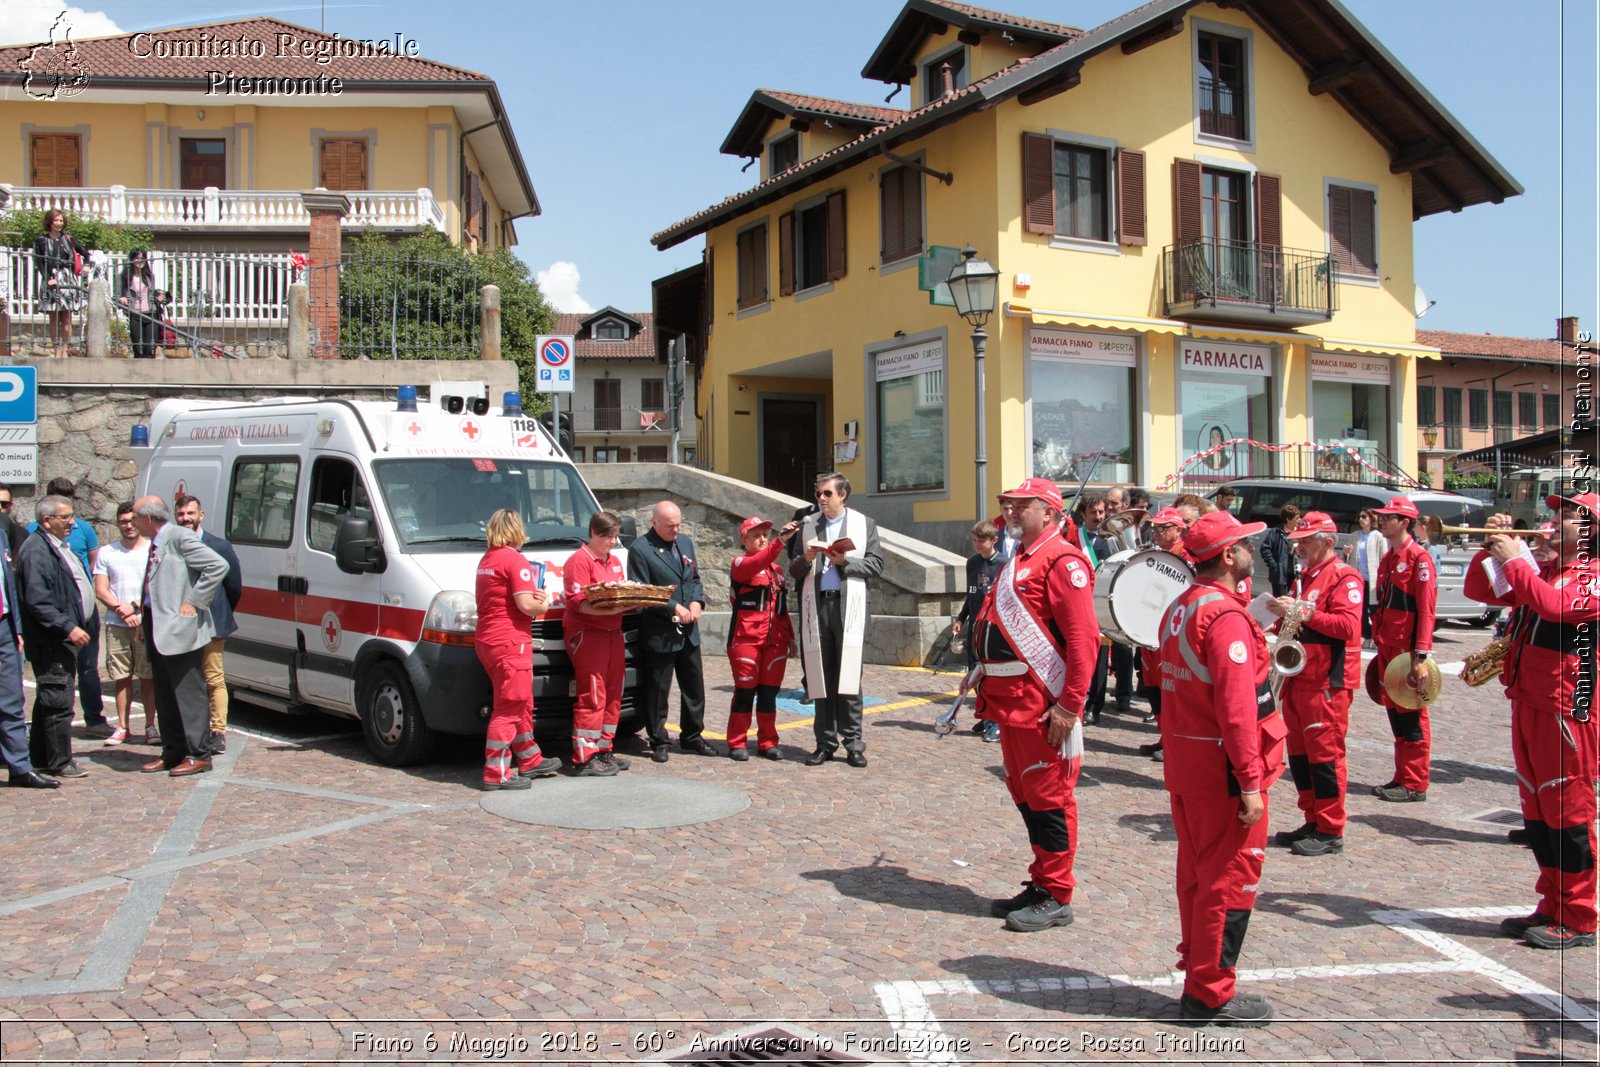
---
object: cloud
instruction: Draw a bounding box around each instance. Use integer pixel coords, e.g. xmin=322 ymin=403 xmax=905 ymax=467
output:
xmin=536 ymin=260 xmax=594 ymax=314
xmin=1 ymin=1 xmax=122 ymax=45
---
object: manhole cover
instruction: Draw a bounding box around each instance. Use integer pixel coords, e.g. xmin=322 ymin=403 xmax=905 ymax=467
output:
xmin=1465 ymin=806 xmax=1524 ymax=828
xmin=480 ymin=776 xmax=749 ymax=829
xmin=654 ymin=1024 xmax=895 ymax=1065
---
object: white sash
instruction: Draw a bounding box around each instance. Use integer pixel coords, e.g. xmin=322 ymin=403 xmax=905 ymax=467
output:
xmin=990 ymin=530 xmax=1083 ymax=758
xmin=800 ymin=508 xmax=868 ymax=698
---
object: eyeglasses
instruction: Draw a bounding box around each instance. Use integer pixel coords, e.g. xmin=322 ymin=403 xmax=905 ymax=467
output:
xmin=815 ymin=490 xmax=837 ymax=498
xmin=0 ymin=500 xmax=10 ymax=509
xmin=116 ymin=517 xmax=137 ymax=525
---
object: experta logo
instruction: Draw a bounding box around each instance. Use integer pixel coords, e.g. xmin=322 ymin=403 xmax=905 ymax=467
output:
xmin=19 ymin=12 xmax=91 ymax=100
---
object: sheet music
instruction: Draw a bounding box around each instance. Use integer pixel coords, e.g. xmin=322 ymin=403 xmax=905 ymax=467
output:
xmin=1483 ymin=539 xmax=1537 ymax=596
xmin=1247 ymin=592 xmax=1278 ymax=629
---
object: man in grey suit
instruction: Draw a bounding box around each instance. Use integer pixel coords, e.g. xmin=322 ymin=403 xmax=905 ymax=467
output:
xmin=131 ymin=496 xmax=228 ymax=777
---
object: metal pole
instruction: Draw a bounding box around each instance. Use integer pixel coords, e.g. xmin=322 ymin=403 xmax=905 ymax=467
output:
xmin=973 ymin=323 xmax=987 ymax=520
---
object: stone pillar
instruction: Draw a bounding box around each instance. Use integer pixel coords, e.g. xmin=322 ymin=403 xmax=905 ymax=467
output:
xmin=301 ymin=190 xmax=350 ymax=359
xmin=480 ymin=284 xmax=501 ymax=361
xmin=86 ymin=275 xmax=111 ymax=359
xmin=287 ymin=282 xmax=310 ymax=360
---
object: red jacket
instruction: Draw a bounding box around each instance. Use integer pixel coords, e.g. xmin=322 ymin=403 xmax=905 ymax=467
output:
xmin=1465 ymin=549 xmax=1600 ymax=711
xmin=728 ymin=536 xmax=794 ymax=648
xmin=1159 ymin=578 xmax=1286 ymax=797
xmin=1372 ymin=538 xmax=1436 ymax=654
xmin=1285 ymin=554 xmax=1364 ymax=691
xmin=562 ymin=547 xmax=624 ymax=633
xmin=973 ymin=528 xmax=1099 ymax=727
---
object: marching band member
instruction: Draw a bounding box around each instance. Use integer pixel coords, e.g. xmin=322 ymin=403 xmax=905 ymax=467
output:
xmin=1266 ymin=512 xmax=1363 ymax=856
xmin=1139 ymin=507 xmax=1194 ymax=761
xmin=1369 ymin=495 xmax=1438 ymax=802
xmin=1158 ymin=510 xmax=1285 ymax=1027
xmin=972 ymin=479 xmax=1099 ymax=932
xmin=1464 ymin=492 xmax=1599 ymax=950
xmin=725 ymin=516 xmax=798 ymax=761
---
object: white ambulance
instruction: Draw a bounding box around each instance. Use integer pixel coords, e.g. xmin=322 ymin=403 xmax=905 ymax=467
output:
xmin=133 ymin=381 xmax=641 ymax=766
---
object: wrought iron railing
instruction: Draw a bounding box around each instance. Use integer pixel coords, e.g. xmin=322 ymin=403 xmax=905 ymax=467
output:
xmin=1198 ymin=77 xmax=1247 ymax=140
xmin=591 ymin=406 xmax=623 ymax=432
xmin=1164 ymin=238 xmax=1336 ymax=320
xmin=310 ymin=253 xmax=480 ymax=360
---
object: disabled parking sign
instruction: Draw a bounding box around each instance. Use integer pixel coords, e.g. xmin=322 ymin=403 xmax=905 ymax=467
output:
xmin=535 ymin=335 xmax=575 ymax=393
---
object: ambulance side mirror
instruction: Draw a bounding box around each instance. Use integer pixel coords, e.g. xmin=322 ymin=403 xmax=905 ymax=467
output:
xmin=619 ymin=515 xmax=637 ymax=549
xmin=334 ymin=516 xmax=387 ymax=574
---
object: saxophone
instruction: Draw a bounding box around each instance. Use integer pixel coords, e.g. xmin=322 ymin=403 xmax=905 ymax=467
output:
xmin=1462 ymin=635 xmax=1512 ymax=687
xmin=1269 ymin=601 xmax=1311 ymax=700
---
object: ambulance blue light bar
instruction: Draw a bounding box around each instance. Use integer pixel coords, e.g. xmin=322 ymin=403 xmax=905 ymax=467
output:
xmin=502 ymin=392 xmax=522 ymax=417
xmin=396 ymin=385 xmax=419 ymax=412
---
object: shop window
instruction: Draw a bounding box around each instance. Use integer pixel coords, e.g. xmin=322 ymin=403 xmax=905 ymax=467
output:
xmin=1029 ymin=327 xmax=1137 ymax=483
xmin=1179 ymin=340 xmax=1272 ymax=482
xmin=874 ymin=340 xmax=946 ymax=492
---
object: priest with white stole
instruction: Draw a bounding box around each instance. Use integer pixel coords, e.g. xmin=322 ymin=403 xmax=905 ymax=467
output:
xmin=790 ymin=473 xmax=883 ymax=768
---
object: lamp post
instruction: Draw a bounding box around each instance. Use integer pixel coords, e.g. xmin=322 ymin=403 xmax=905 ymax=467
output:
xmin=947 ymin=246 xmax=1000 ymax=519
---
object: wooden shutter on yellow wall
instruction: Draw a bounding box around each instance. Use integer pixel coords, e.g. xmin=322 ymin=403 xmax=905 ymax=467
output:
xmin=825 ymin=191 xmax=846 ymax=282
xmin=319 ymin=139 xmax=368 ymax=191
xmin=777 ymin=212 xmax=795 ymax=297
xmin=1115 ymin=148 xmax=1146 ymax=246
xmin=466 ymin=172 xmax=482 ymax=239
xmin=1172 ymin=159 xmax=1202 ymax=245
xmin=1022 ymin=132 xmax=1054 ymax=234
xmin=1254 ymin=172 xmax=1282 ymax=249
xmin=30 ymin=133 xmax=82 ymax=187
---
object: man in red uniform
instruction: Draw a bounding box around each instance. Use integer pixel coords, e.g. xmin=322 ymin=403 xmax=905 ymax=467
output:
xmin=1465 ymin=491 xmax=1599 ymax=950
xmin=562 ymin=511 xmax=628 ymax=777
xmin=1139 ymin=507 xmax=1194 ymax=760
xmin=1158 ymin=510 xmax=1286 ymax=1027
xmin=1266 ymin=511 xmax=1362 ymax=856
xmin=972 ymin=478 xmax=1100 ymax=932
xmin=726 ymin=515 xmax=798 ymax=760
xmin=1368 ymin=495 xmax=1437 ymax=801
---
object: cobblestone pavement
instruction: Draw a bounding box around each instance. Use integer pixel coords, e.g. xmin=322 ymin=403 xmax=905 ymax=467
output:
xmin=1 ymin=621 xmax=1595 ymax=1064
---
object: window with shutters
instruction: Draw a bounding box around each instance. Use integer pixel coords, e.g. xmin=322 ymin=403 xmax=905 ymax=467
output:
xmin=1326 ymin=181 xmax=1378 ymax=278
xmin=769 ymin=133 xmax=799 ymax=177
xmin=318 ymin=138 xmax=368 ymax=191
xmin=1518 ymin=392 xmax=1537 ymax=430
xmin=1443 ymin=388 xmax=1463 ymax=450
xmin=1544 ymin=392 xmax=1561 ymax=429
xmin=1418 ymin=386 xmax=1436 ymax=427
xmin=1468 ymin=389 xmax=1488 ymax=430
xmin=641 ymin=379 xmax=665 ymax=410
xmin=1021 ymin=131 xmax=1144 ymax=248
xmin=735 ymin=222 xmax=769 ymax=311
xmin=1194 ymin=25 xmax=1252 ymax=145
xmin=879 ymin=163 xmax=923 ymax=266
xmin=780 ymin=190 xmax=845 ymax=296
xmin=593 ymin=378 xmax=622 ymax=432
xmin=29 ymin=133 xmax=82 ymax=187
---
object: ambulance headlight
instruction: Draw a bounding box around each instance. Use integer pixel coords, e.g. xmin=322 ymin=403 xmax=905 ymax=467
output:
xmin=420 ymin=590 xmax=477 ymax=646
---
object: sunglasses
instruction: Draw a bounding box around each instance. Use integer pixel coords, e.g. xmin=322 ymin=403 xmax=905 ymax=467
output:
xmin=815 ymin=489 xmax=837 ymax=498
xmin=0 ymin=501 xmax=10 ymax=509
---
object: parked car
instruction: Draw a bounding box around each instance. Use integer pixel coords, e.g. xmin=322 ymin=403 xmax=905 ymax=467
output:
xmin=1210 ymin=478 xmax=1499 ymax=628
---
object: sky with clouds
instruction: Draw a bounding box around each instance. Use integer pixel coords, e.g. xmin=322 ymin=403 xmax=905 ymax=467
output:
xmin=2 ymin=0 xmax=1594 ymax=334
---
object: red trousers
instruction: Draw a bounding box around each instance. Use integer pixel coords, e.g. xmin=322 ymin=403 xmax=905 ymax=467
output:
xmin=727 ymin=641 xmax=787 ymax=751
xmin=1170 ymin=792 xmax=1269 ymax=1008
xmin=1376 ymin=640 xmax=1430 ymax=790
xmin=1512 ymin=699 xmax=1599 ymax=933
xmin=1281 ymin=682 xmax=1351 ymax=835
xmin=997 ymin=721 xmax=1080 ymax=904
xmin=476 ymin=642 xmax=550 ymax=784
xmin=568 ymin=628 xmax=622 ymax=764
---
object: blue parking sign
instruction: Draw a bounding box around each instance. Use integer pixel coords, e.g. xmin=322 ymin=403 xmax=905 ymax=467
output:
xmin=0 ymin=367 xmax=38 ymax=423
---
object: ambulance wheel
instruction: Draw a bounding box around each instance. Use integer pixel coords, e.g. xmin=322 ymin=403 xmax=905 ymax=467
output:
xmin=358 ymin=661 xmax=435 ymax=766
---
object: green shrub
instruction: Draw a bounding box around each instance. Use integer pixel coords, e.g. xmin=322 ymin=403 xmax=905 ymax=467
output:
xmin=0 ymin=208 xmax=153 ymax=253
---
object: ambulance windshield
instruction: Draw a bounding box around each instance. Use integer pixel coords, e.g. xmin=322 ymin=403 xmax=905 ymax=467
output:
xmin=372 ymin=458 xmax=598 ymax=552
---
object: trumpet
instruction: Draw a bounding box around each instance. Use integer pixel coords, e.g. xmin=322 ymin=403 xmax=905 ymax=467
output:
xmin=1422 ymin=515 xmax=1524 ymax=541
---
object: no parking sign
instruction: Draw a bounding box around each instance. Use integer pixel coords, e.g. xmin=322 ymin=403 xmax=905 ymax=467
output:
xmin=534 ymin=335 xmax=575 ymax=393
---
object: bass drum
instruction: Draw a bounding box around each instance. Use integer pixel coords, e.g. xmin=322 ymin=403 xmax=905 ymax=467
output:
xmin=1093 ymin=549 xmax=1194 ymax=649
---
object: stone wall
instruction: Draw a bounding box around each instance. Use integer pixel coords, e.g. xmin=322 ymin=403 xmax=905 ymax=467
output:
xmin=582 ymin=463 xmax=966 ymax=666
xmin=18 ymin=357 xmax=518 ymax=543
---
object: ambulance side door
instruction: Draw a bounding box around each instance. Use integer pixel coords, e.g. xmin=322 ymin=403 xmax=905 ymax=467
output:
xmin=294 ymin=453 xmax=380 ymax=709
xmin=222 ymin=454 xmax=302 ymax=700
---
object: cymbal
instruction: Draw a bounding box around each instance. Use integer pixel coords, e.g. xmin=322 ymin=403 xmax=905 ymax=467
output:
xmin=1382 ymin=654 xmax=1442 ymax=709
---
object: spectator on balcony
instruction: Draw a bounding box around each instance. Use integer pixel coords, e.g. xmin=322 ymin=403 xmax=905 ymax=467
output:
xmin=116 ymin=249 xmax=168 ymax=360
xmin=32 ymin=209 xmax=88 ymax=359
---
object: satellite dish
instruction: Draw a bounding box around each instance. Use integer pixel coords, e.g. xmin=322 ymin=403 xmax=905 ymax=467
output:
xmin=1413 ymin=284 xmax=1436 ymax=318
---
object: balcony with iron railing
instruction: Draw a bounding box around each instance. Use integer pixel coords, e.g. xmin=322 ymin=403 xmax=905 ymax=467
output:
xmin=1 ymin=184 xmax=446 ymax=232
xmin=1164 ymin=237 xmax=1337 ymax=327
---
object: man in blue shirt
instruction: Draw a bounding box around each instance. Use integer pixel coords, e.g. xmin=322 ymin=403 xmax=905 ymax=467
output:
xmin=27 ymin=477 xmax=106 ymax=734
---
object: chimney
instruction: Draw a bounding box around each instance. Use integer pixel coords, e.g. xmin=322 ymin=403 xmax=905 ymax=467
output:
xmin=1557 ymin=316 xmax=1580 ymax=345
xmin=940 ymin=60 xmax=955 ymax=99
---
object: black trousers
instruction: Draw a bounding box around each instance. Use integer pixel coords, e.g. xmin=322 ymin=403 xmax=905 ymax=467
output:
xmin=27 ymin=641 xmax=77 ymax=772
xmin=812 ymin=593 xmax=865 ymax=754
xmin=146 ymin=633 xmax=213 ymax=763
xmin=640 ymin=641 xmax=706 ymax=747
xmin=127 ymin=311 xmax=159 ymax=359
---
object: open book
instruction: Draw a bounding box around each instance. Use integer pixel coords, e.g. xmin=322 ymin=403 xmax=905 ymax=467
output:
xmin=807 ymin=537 xmax=856 ymax=554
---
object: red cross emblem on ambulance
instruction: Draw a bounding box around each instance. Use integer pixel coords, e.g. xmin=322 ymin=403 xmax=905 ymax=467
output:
xmin=459 ymin=418 xmax=481 ymax=441
xmin=405 ymin=419 xmax=424 ymax=438
xmin=321 ymin=610 xmax=342 ymax=652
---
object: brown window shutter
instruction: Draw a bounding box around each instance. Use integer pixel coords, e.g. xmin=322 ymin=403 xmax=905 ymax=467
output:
xmin=825 ymin=191 xmax=847 ymax=281
xmin=880 ymin=168 xmax=904 ymax=263
xmin=349 ymin=141 xmax=368 ymax=190
xmin=1172 ymin=159 xmax=1202 ymax=244
xmin=31 ymin=133 xmax=82 ymax=187
xmin=1254 ymin=172 xmax=1282 ymax=249
xmin=778 ymin=211 xmax=795 ymax=297
xmin=704 ymin=248 xmax=715 ymax=334
xmin=1348 ymin=187 xmax=1376 ymax=274
xmin=1022 ymin=132 xmax=1054 ymax=234
xmin=1327 ymin=184 xmax=1352 ymax=269
xmin=466 ymin=172 xmax=482 ymax=239
xmin=903 ymin=167 xmax=923 ymax=257
xmin=319 ymin=140 xmax=345 ymax=189
xmin=1115 ymin=148 xmax=1146 ymax=246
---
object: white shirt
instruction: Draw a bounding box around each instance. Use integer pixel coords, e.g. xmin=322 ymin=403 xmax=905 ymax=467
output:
xmin=93 ymin=538 xmax=152 ymax=628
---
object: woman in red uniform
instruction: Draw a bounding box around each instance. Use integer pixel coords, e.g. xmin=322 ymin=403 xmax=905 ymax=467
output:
xmin=726 ymin=516 xmax=798 ymax=760
xmin=562 ymin=511 xmax=629 ymax=776
xmin=474 ymin=509 xmax=560 ymax=789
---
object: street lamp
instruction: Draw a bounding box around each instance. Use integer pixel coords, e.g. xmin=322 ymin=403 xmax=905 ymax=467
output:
xmin=947 ymin=246 xmax=1000 ymax=519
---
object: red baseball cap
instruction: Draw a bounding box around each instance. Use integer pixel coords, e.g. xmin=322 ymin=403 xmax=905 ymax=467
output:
xmin=1149 ymin=506 xmax=1186 ymax=528
xmin=1288 ymin=510 xmax=1338 ymax=538
xmin=1547 ymin=490 xmax=1599 ymax=513
xmin=1374 ymin=495 xmax=1420 ymax=520
xmin=1184 ymin=510 xmax=1266 ymax=561
xmin=739 ymin=516 xmax=773 ymax=537
xmin=998 ymin=477 xmax=1065 ymax=512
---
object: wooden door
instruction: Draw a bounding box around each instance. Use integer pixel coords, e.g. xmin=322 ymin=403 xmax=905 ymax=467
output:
xmin=180 ymin=139 xmax=227 ymax=189
xmin=761 ymin=398 xmax=821 ymax=501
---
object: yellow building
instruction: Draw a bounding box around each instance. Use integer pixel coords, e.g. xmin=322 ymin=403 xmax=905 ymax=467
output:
xmin=652 ymin=0 xmax=1519 ymax=543
xmin=0 ymin=16 xmax=538 ymax=252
